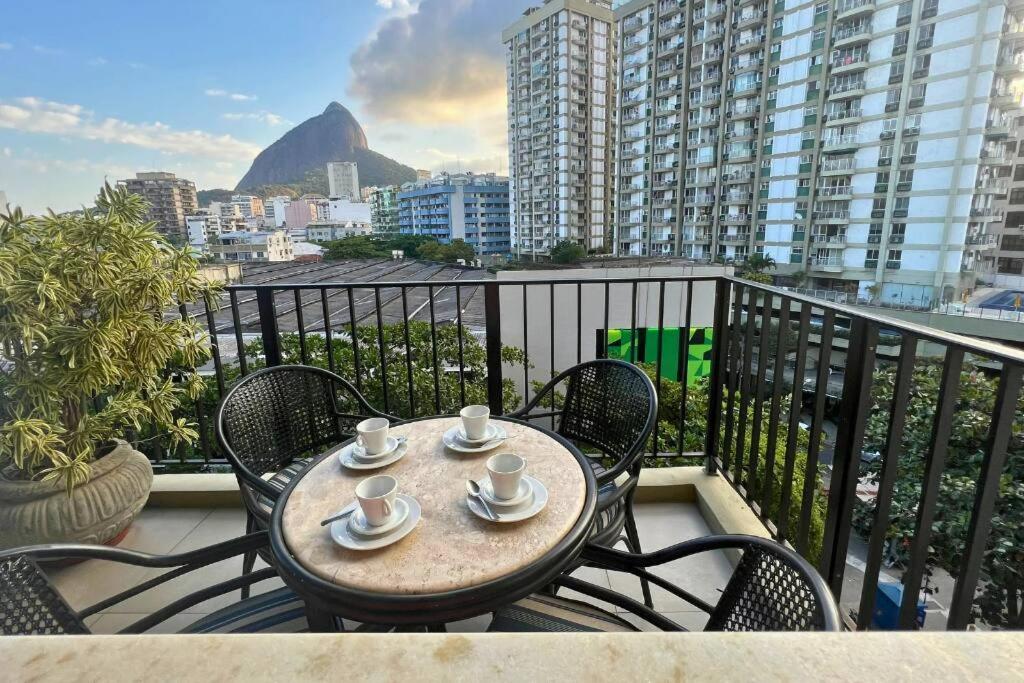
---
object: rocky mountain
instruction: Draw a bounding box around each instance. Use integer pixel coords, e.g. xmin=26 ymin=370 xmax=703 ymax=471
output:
xmin=234 ymin=102 xmax=416 ymax=193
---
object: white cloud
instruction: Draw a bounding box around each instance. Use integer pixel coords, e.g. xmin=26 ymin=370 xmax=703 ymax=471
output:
xmin=87 ymin=56 xmax=108 ymax=66
xmin=205 ymin=88 xmax=257 ymax=102
xmin=0 ymin=97 xmax=261 ymax=162
xmin=222 ymin=111 xmax=290 ymax=126
xmin=2 ymin=147 xmax=11 ymax=157
xmin=376 ymin=0 xmax=419 ymax=15
xmin=31 ymin=44 xmax=63 ymax=56
xmin=349 ymin=0 xmax=529 ymax=124
xmin=0 ymin=42 xmax=12 ymax=51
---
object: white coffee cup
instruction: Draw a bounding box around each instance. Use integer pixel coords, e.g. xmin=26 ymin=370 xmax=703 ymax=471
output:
xmin=460 ymin=404 xmax=490 ymax=441
xmin=355 ymin=475 xmax=398 ymax=527
xmin=356 ymin=417 xmax=391 ymax=455
xmin=486 ymin=453 xmax=526 ymax=500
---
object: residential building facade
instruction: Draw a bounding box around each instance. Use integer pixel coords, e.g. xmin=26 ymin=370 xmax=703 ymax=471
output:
xmin=185 ymin=210 xmax=223 ymax=252
xmin=307 ymin=220 xmax=374 ymax=242
xmin=397 ymin=172 xmax=512 ymax=255
xmin=265 ymin=196 xmax=291 ymax=228
xmin=503 ymin=0 xmax=616 ymax=258
xmin=327 ymin=161 xmax=360 ymax=200
xmin=119 ymin=172 xmax=198 ymax=240
xmin=208 ymin=230 xmax=294 ymax=262
xmin=284 ymin=197 xmax=319 ymax=230
xmin=612 ymin=0 xmax=1023 ymax=306
xmin=370 ymin=185 xmax=401 ymax=235
xmin=230 ymin=194 xmax=264 ymax=218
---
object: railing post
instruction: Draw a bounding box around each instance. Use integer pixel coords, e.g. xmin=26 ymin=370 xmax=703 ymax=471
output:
xmin=820 ymin=317 xmax=877 ymax=596
xmin=255 ymin=288 xmax=282 ymax=367
xmin=705 ymin=278 xmax=732 ymax=474
xmin=484 ymin=282 xmax=504 ymax=415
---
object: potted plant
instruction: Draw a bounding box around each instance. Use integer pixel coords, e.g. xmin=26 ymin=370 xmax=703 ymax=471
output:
xmin=0 ymin=184 xmax=216 ymax=548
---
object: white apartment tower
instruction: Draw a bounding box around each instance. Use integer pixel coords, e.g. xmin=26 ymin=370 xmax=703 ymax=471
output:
xmin=503 ymin=0 xmax=616 ymax=259
xmin=614 ymin=0 xmax=1024 ymax=306
xmin=327 ymin=162 xmax=360 ymax=200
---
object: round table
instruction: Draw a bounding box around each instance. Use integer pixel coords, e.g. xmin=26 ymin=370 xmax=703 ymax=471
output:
xmin=268 ymin=415 xmax=598 ymax=626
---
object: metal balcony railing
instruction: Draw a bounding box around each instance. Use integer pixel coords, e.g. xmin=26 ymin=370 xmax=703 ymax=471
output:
xmin=153 ymin=269 xmax=1024 ymax=634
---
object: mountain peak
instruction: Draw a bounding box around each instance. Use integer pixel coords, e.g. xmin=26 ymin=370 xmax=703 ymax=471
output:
xmin=234 ymin=103 xmax=416 ymax=192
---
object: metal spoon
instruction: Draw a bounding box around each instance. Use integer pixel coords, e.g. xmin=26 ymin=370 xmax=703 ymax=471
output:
xmin=465 ymin=479 xmax=499 ymax=521
xmin=320 ymin=502 xmax=358 ymax=527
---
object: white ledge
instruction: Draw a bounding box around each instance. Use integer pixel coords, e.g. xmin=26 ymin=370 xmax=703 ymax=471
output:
xmin=3 ymin=632 xmax=1020 ymax=682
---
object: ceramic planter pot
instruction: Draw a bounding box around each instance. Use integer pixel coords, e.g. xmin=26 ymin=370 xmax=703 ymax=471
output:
xmin=0 ymin=440 xmax=153 ymax=549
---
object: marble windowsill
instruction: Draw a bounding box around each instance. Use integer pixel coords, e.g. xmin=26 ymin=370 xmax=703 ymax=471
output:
xmin=3 ymin=632 xmax=1022 ymax=682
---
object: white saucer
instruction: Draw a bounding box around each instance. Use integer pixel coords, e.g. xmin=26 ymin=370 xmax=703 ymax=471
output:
xmin=443 ymin=423 xmax=507 ymax=453
xmin=338 ymin=440 xmax=407 ymax=470
xmin=330 ymin=495 xmax=421 ymax=550
xmin=467 ymin=476 xmax=547 ymax=523
xmin=352 ymin=436 xmax=403 ymax=461
xmin=479 ymin=477 xmax=533 ymax=507
xmin=458 ymin=423 xmax=501 ymax=445
xmin=348 ymin=497 xmax=410 ymax=538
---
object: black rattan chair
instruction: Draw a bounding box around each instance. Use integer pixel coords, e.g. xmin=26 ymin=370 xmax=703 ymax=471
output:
xmin=215 ymin=364 xmax=395 ymax=596
xmin=488 ymin=534 xmax=841 ymax=632
xmin=506 ymin=359 xmax=657 ymax=607
xmin=0 ymin=532 xmax=318 ymax=635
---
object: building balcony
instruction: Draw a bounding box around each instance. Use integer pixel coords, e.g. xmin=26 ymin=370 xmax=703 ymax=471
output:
xmin=819 ymin=158 xmax=857 ymax=175
xmin=824 ymin=108 xmax=863 ymax=125
xmin=717 ymin=230 xmax=751 ymax=242
xmin=830 ymin=51 xmax=869 ymax=74
xmin=812 ymin=209 xmax=851 ymax=223
xmin=816 ymin=185 xmax=853 ymax=200
xmin=811 ymin=233 xmax=848 ymax=246
xmin=822 ymin=134 xmax=861 ymax=153
xmin=828 ymin=80 xmax=866 ymax=100
xmin=975 ymin=178 xmax=1009 ymax=195
xmin=810 ymin=255 xmax=844 ymax=271
xmin=832 ymin=24 xmax=872 ymax=48
xmin=835 ymin=0 xmax=875 ymax=20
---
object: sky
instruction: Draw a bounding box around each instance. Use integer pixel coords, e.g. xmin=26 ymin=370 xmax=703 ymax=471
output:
xmin=0 ymin=0 xmax=535 ymax=214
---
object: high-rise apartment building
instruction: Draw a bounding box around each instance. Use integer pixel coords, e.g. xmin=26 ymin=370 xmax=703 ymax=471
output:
xmin=230 ymin=194 xmax=264 ymax=218
xmin=370 ymin=186 xmax=401 ymax=235
xmin=613 ymin=0 xmax=1023 ymax=306
xmin=503 ymin=0 xmax=616 ymax=259
xmin=397 ymin=172 xmax=511 ymax=256
xmin=327 ymin=161 xmax=360 ymax=200
xmin=119 ymin=172 xmax=198 ymax=240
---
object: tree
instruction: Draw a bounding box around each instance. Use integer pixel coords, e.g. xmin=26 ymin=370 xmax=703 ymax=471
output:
xmin=323 ymin=235 xmax=385 ymax=260
xmin=0 ymin=184 xmax=215 ymax=491
xmin=175 ymin=321 xmax=528 ymax=463
xmin=418 ymin=239 xmax=475 ymax=263
xmin=743 ymin=253 xmax=777 ymax=274
xmin=854 ymin=360 xmax=1024 ymax=629
xmin=550 ymin=240 xmax=586 ymax=265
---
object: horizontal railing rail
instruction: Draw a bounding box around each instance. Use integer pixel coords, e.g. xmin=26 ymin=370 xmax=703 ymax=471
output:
xmin=162 ymin=270 xmax=1023 ymax=633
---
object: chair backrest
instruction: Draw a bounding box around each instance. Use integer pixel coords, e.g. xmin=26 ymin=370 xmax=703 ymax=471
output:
xmin=0 ymin=556 xmax=88 ymax=635
xmin=557 ymin=360 xmax=657 ymax=465
xmin=216 ymin=365 xmax=373 ymax=477
xmin=705 ymin=541 xmax=830 ymax=631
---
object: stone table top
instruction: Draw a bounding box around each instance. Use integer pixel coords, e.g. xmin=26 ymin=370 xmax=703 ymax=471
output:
xmin=279 ymin=417 xmax=588 ymax=595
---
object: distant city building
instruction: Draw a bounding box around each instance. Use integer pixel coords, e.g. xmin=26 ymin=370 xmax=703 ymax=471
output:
xmin=119 ymin=172 xmax=198 ymax=240
xmin=397 ymin=172 xmax=510 ymax=255
xmin=208 ymin=230 xmax=294 ymax=262
xmin=284 ymin=197 xmax=319 ymax=230
xmin=416 ymin=169 xmax=433 ymax=182
xmin=327 ymin=161 xmax=360 ymax=200
xmin=327 ymin=198 xmax=371 ymax=224
xmin=307 ymin=220 xmax=373 ymax=242
xmin=185 ymin=209 xmax=223 ymax=252
xmin=265 ymin=196 xmax=291 ymax=228
xmin=360 ymin=185 xmax=376 ymax=202
xmin=230 ymin=194 xmax=264 ymax=218
xmin=370 ymin=186 xmax=401 ymax=235
xmin=292 ymin=241 xmax=325 ymax=262
xmin=503 ymin=0 xmax=615 ymax=259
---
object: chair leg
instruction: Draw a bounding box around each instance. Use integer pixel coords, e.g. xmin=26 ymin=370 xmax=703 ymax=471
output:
xmin=623 ymin=500 xmax=654 ymax=609
xmin=241 ymin=512 xmax=257 ymax=600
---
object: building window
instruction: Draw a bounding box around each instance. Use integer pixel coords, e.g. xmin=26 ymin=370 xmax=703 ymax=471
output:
xmin=1009 ymin=188 xmax=1024 ymax=205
